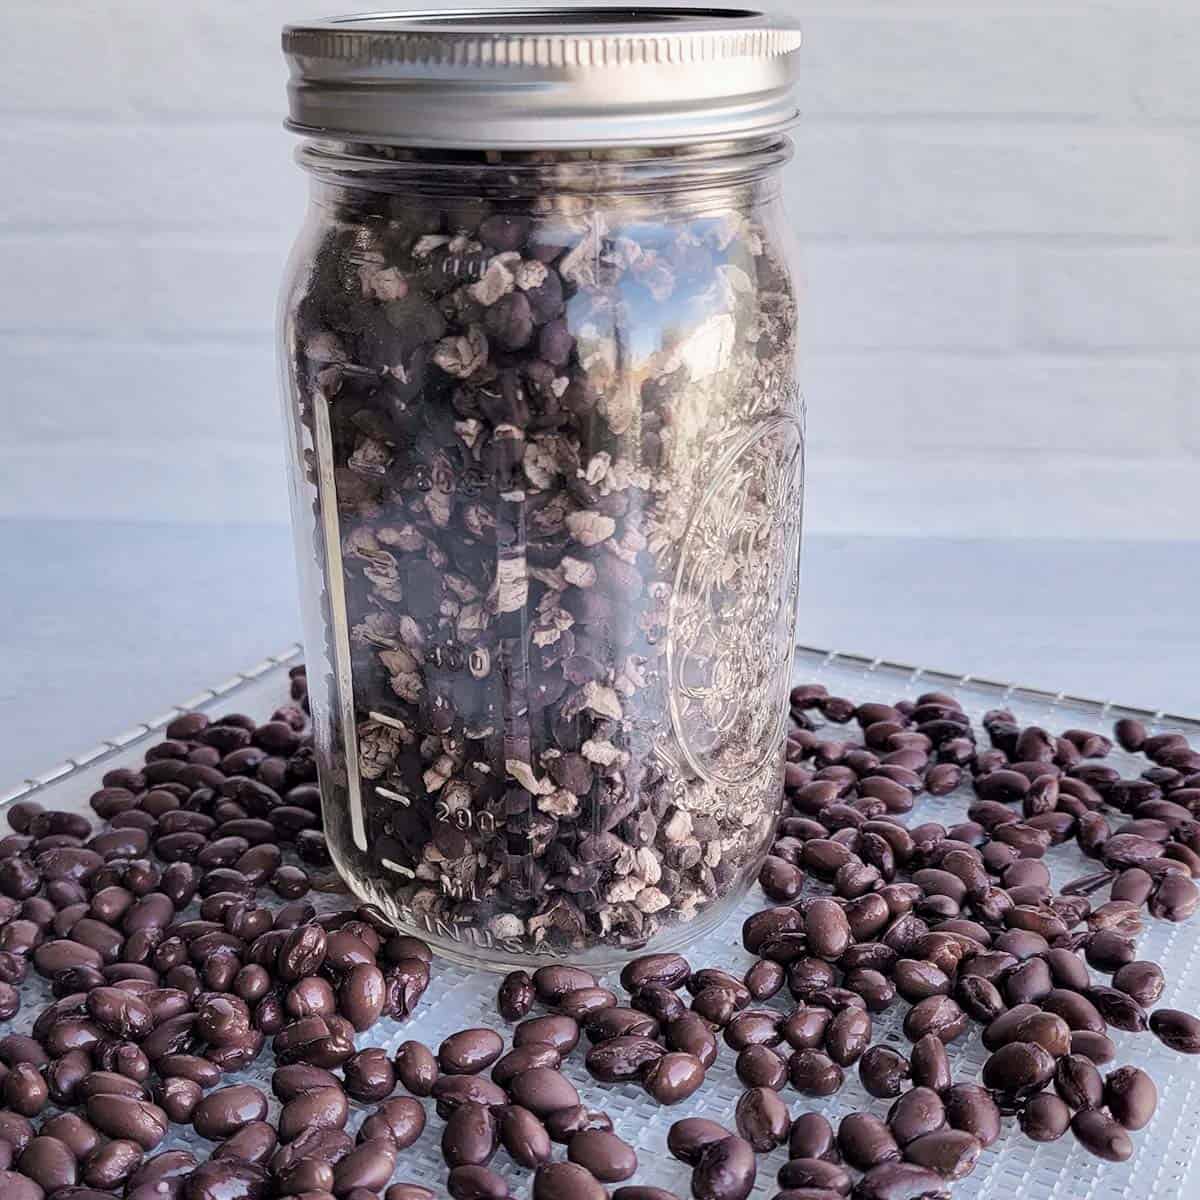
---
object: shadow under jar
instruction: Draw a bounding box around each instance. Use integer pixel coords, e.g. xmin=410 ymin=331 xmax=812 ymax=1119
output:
xmin=278 ymin=8 xmax=806 ymax=969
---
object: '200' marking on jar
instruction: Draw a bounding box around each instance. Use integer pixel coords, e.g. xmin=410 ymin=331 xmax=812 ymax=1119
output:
xmin=667 ymin=414 xmax=804 ymax=786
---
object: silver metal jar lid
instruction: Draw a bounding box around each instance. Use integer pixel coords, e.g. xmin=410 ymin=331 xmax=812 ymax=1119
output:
xmin=282 ymin=8 xmax=802 ymax=149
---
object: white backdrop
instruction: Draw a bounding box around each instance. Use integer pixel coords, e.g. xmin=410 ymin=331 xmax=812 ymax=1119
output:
xmin=1 ymin=0 xmax=1197 ymax=538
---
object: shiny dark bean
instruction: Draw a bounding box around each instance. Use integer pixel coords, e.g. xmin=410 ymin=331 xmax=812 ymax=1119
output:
xmin=643 ymin=1052 xmax=705 ymax=1105
xmin=509 ymin=1067 xmax=580 ymax=1117
xmin=358 ymin=1096 xmax=426 ymax=1150
xmin=886 ymin=1087 xmax=945 ymax=1147
xmin=441 ymin=1028 xmax=505 ymax=1076
xmin=18 ymin=1136 xmax=79 ymax=1193
xmin=443 ymin=1102 xmax=498 ymax=1168
xmin=745 ymin=959 xmax=785 ymax=1002
xmin=903 ymin=996 xmax=966 ymax=1044
xmin=668 ymin=1118 xmax=731 ymax=1166
xmin=212 ymin=1122 xmax=277 ymax=1167
xmin=903 ymin=1129 xmax=981 ymax=1179
xmin=567 ymin=1129 xmax=637 ymax=1182
xmin=278 ymin=1086 xmax=349 ymax=1143
xmin=1112 ymin=960 xmax=1165 ymax=1008
xmin=1054 ymin=1053 xmax=1104 ymax=1110
xmin=805 ymin=899 xmax=851 ymax=961
xmin=513 ymin=1015 xmax=579 ymax=1055
xmin=825 ymin=1005 xmax=872 ymax=1065
xmin=497 ymin=1105 xmax=551 ymax=1169
xmin=691 ymin=1135 xmax=756 ymax=1200
xmin=447 ymin=1165 xmax=508 ymax=1200
xmin=546 ymin=1107 xmax=613 ymax=1145
xmin=1088 ymin=986 xmax=1148 ymax=1032
xmin=735 ymin=1086 xmax=790 ymax=1152
xmin=332 ymin=1138 xmax=397 ymax=1194
xmin=838 ymin=1112 xmax=900 ymax=1171
xmin=1104 ymin=1065 xmax=1157 ymax=1129
xmin=788 ymin=1049 xmax=844 ymax=1096
xmin=192 ymin=1084 xmax=269 ymax=1140
xmin=776 ymin=1157 xmax=851 ymax=1194
xmin=39 ymin=1112 xmax=100 ymax=1161
xmin=736 ymin=1043 xmax=787 ymax=1090
xmin=85 ymin=1094 xmax=169 ymax=1150
xmin=433 ymin=1075 xmax=508 ymax=1119
xmin=1148 ymin=1008 xmax=1200 ymax=1053
xmin=620 ymin=953 xmax=691 ymax=992
xmin=1070 ymin=1030 xmax=1117 ymax=1065
xmin=665 ymin=1013 xmax=718 ymax=1068
xmin=1071 ymin=1109 xmax=1133 ymax=1162
xmin=858 ymin=1044 xmax=910 ymax=1099
xmin=981 ymin=1042 xmax=1056 ymax=1105
xmin=496 ymin=969 xmax=535 ymax=1017
xmin=82 ymin=1139 xmax=144 ymax=1189
xmin=393 ymin=1040 xmax=438 ymax=1096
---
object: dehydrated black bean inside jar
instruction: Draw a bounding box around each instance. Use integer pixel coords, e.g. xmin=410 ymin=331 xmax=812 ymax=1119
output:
xmin=279 ymin=10 xmax=805 ymax=966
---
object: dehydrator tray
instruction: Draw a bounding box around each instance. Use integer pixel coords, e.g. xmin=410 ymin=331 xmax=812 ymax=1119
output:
xmin=2 ymin=644 xmax=1198 ymax=1200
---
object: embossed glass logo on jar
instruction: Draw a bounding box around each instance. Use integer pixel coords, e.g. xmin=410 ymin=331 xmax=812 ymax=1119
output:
xmin=667 ymin=413 xmax=804 ymax=785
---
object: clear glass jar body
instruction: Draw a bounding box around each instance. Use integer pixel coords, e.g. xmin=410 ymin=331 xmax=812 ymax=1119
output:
xmin=279 ymin=139 xmax=805 ymax=970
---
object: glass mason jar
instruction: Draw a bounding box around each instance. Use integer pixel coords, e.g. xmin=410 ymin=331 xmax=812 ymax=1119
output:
xmin=279 ymin=9 xmax=805 ymax=969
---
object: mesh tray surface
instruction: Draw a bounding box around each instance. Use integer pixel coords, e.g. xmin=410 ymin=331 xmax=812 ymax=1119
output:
xmin=3 ymin=644 xmax=1198 ymax=1199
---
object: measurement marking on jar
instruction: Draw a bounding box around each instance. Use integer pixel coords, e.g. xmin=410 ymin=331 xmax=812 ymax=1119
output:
xmin=312 ymin=386 xmax=367 ymax=852
xmin=376 ymin=785 xmax=412 ymax=807
xmin=381 ymin=858 xmax=416 ymax=879
xmin=367 ymin=710 xmax=409 ymax=731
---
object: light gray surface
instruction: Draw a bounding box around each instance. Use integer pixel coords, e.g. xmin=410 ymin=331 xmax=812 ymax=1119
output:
xmin=2 ymin=519 xmax=1198 ymax=789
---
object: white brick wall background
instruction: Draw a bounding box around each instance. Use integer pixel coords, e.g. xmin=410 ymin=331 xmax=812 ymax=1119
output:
xmin=1 ymin=0 xmax=1197 ymax=538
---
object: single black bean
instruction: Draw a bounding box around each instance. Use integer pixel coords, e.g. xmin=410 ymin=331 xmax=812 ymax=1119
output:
xmin=1071 ymin=1109 xmax=1133 ymax=1161
xmin=789 ymin=1113 xmax=836 ymax=1162
xmin=667 ymin=1118 xmax=732 ymax=1166
xmin=191 ymin=1084 xmax=269 ymax=1140
xmin=776 ymin=1157 xmax=852 ymax=1194
xmin=85 ymin=1095 xmax=169 ymax=1150
xmin=1148 ymin=1008 xmax=1200 ymax=1053
xmin=1103 ymin=1065 xmax=1157 ymax=1129
xmin=532 ymin=965 xmax=597 ymax=1003
xmin=886 ymin=1087 xmax=945 ymax=1147
xmin=788 ymin=1049 xmax=844 ymax=1096
xmin=497 ymin=1104 xmax=551 ymax=1168
xmin=736 ymin=1043 xmax=787 ymax=1090
xmin=443 ymin=1102 xmax=498 ymax=1168
xmin=903 ymin=1129 xmax=981 ymax=1179
xmin=837 ymin=1112 xmax=900 ymax=1171
xmin=394 ymin=1040 xmax=438 ymax=1096
xmin=643 ymin=1052 xmax=705 ymax=1105
xmin=692 ymin=1135 xmax=756 ymax=1200
xmin=546 ymin=1107 xmax=613 ymax=1145
xmin=858 ymin=1044 xmax=910 ymax=1099
xmin=567 ymin=1129 xmax=637 ymax=1182
xmin=509 ymin=1067 xmax=580 ymax=1117
xmin=358 ymin=1097 xmax=426 ymax=1150
xmin=513 ymin=1015 xmax=579 ymax=1055
xmin=854 ymin=1162 xmax=951 ymax=1200
xmin=17 ymin=1136 xmax=79 ymax=1193
xmin=735 ymin=1087 xmax=790 ymax=1152
xmin=620 ymin=953 xmax=691 ymax=992
xmin=533 ymin=1162 xmax=607 ymax=1200
xmin=447 ymin=1165 xmax=508 ymax=1200
xmin=441 ymin=1028 xmax=505 ymax=1076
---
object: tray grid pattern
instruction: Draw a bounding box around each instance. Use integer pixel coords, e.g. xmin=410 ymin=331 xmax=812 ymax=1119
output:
xmin=2 ymin=645 xmax=1198 ymax=1198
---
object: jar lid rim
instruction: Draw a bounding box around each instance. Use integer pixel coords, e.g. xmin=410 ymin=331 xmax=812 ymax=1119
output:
xmin=282 ymin=6 xmax=802 ymax=149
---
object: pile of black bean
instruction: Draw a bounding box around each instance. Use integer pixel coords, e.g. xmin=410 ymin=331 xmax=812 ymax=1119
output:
xmin=3 ymin=670 xmax=1200 ymax=1200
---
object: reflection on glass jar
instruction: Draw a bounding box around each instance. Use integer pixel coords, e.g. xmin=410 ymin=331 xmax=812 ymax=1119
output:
xmin=278 ymin=9 xmax=806 ymax=968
